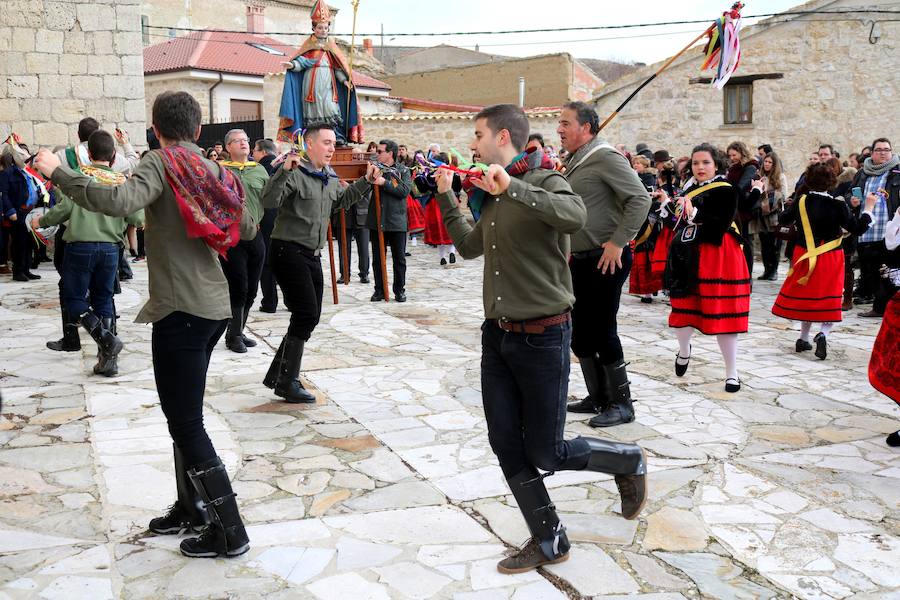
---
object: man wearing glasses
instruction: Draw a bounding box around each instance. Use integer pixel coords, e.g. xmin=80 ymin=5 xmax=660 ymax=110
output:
xmin=368 ymin=139 xmax=412 ymax=302
xmin=852 ymin=138 xmax=900 ymax=318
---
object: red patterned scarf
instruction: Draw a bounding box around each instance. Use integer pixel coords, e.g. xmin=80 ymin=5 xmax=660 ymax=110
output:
xmin=462 ymin=147 xmax=556 ymax=220
xmin=158 ymin=146 xmax=244 ymax=257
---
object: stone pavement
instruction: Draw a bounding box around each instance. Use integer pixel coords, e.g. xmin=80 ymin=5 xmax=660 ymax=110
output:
xmin=0 ymin=245 xmax=898 ymax=600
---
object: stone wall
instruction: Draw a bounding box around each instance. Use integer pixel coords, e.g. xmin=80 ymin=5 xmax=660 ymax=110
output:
xmin=144 ymin=77 xmax=212 ymax=127
xmin=592 ymin=0 xmax=899 ymax=183
xmin=0 ymin=0 xmax=146 ymax=149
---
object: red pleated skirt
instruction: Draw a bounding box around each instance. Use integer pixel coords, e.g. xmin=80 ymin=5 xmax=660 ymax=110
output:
xmin=407 ymin=195 xmax=426 ymax=234
xmin=772 ymin=246 xmax=844 ymax=323
xmin=630 ymin=245 xmax=664 ymax=295
xmin=669 ymin=235 xmax=751 ymax=335
xmin=651 ymin=227 xmax=675 ymax=276
xmin=424 ymin=198 xmax=453 ymax=246
xmin=869 ymin=293 xmax=900 ymax=405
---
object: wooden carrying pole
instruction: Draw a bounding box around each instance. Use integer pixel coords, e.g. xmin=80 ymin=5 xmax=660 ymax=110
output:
xmin=326 ymin=222 xmax=339 ymax=304
xmin=373 ymin=185 xmax=389 ymax=301
xmin=598 ymin=25 xmax=714 ymax=132
xmin=339 ymin=209 xmax=349 ymax=284
xmin=345 ymin=0 xmax=360 ymax=137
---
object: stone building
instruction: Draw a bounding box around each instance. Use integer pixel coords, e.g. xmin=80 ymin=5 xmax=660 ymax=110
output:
xmin=592 ymin=0 xmax=899 ymax=180
xmin=383 ymin=54 xmax=604 ymax=109
xmin=386 ymin=44 xmax=509 ymax=76
xmin=0 ymin=0 xmax=146 ymax=148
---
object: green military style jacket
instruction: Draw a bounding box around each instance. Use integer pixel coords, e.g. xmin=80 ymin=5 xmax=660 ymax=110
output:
xmin=220 ymin=161 xmax=269 ymax=240
xmin=437 ymin=169 xmax=587 ymax=321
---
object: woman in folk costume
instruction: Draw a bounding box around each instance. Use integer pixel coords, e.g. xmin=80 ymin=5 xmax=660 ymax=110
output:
xmin=277 ymin=1 xmax=363 ymax=145
xmin=665 ymin=143 xmax=750 ymax=393
xmin=629 ymin=195 xmax=663 ymax=303
xmin=34 ymin=92 xmax=257 ymax=559
xmin=649 ymin=165 xmax=683 ymax=287
xmin=870 ymin=209 xmax=900 ymax=446
xmin=417 ymin=151 xmax=458 ymax=265
xmin=772 ymin=162 xmax=875 ymax=359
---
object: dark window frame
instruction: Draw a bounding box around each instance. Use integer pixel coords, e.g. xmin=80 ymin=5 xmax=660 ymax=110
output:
xmin=723 ymin=83 xmax=753 ymax=125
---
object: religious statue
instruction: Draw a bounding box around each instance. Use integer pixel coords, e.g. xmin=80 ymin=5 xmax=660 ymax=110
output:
xmin=277 ymin=0 xmax=363 ymax=145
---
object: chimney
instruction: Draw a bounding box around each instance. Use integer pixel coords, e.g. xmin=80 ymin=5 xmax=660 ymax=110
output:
xmin=246 ymin=4 xmax=265 ymax=34
xmin=363 ymin=38 xmax=374 ymax=56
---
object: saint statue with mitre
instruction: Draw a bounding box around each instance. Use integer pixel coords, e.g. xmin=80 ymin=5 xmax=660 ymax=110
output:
xmin=277 ymin=0 xmax=363 ymax=145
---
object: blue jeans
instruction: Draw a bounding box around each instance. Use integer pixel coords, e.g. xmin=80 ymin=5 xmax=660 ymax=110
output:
xmin=61 ymin=242 xmax=119 ymax=318
xmin=481 ymin=319 xmax=590 ymax=479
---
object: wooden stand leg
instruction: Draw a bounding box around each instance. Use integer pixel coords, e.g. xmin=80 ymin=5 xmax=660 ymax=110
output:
xmin=374 ymin=186 xmax=389 ymax=302
xmin=339 ymin=208 xmax=349 ymax=285
xmin=326 ymin=222 xmax=339 ymax=305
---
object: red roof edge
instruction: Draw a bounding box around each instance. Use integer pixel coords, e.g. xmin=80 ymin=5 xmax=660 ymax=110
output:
xmin=392 ymin=96 xmax=484 ymax=113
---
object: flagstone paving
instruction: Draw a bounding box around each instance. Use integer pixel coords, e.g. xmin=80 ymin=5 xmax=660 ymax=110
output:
xmin=0 ymin=245 xmax=898 ymax=600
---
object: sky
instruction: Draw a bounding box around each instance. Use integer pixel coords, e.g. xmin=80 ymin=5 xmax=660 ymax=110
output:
xmin=326 ymin=0 xmax=803 ymax=64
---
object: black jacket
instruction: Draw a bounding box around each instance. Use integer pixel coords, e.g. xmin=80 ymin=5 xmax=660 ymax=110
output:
xmin=689 ymin=180 xmax=739 ymax=245
xmin=366 ymin=163 xmax=411 ymax=232
xmin=0 ymin=166 xmax=31 ymax=218
xmin=780 ymin=191 xmax=871 ymax=249
xmin=848 ymin=163 xmax=900 ymax=217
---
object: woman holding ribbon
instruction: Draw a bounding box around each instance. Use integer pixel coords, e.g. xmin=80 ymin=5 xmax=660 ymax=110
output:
xmin=772 ymin=161 xmax=875 ymax=359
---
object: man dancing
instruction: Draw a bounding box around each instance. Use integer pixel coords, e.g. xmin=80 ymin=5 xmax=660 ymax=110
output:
xmin=435 ymin=104 xmax=647 ymax=574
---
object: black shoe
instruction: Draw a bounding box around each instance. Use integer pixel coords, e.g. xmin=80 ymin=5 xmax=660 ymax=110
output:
xmin=814 ymin=333 xmax=827 ymax=360
xmin=502 ymin=468 xmax=570 ymax=572
xmin=273 ymin=336 xmax=316 ymax=404
xmin=240 ymin=307 xmax=256 ymax=347
xmin=854 ymin=295 xmax=873 ymax=305
xmin=725 ymin=378 xmax=741 ymax=393
xmin=360 ymin=276 xmax=370 ymax=284
xmin=588 ymin=360 xmax=635 ymax=428
xmin=224 ymin=316 xmax=247 ymax=353
xmin=93 ymin=317 xmax=119 ymax=376
xmin=404 ymin=252 xmax=411 ymax=257
xmin=25 ymin=271 xmax=41 ymax=280
xmin=449 ymin=253 xmax=456 ymax=264
xmin=579 ymin=437 xmax=647 ymax=520
xmin=370 ymin=292 xmax=385 ymax=302
xmin=640 ymin=296 xmax=653 ymax=304
xmin=259 ymin=305 xmax=276 ymax=314
xmin=763 ymin=272 xmax=778 ymax=281
xmin=795 ymin=339 xmax=813 ymax=353
xmin=886 ymin=431 xmax=900 ymax=447
xmin=395 ymin=291 xmax=407 ymax=302
xmin=47 ymin=308 xmax=81 ymax=352
xmin=150 ymin=445 xmax=209 ymax=534
xmin=568 ymin=356 xmax=604 ymax=414
xmin=859 ymin=310 xmax=883 ymax=318
xmin=675 ymin=348 xmax=691 ymax=377
xmin=179 ymin=458 xmax=249 ymax=558
xmin=440 ymin=257 xmax=447 ymax=266
xmin=12 ymin=273 xmax=29 ymax=282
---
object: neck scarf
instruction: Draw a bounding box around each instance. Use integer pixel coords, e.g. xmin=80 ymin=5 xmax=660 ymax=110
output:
xmin=863 ymin=153 xmax=900 ymax=177
xmin=219 ymin=160 xmax=259 ymax=171
xmin=298 ymin=158 xmax=337 ymax=187
xmin=464 ymin=148 xmax=555 ymax=220
xmin=158 ymin=146 xmax=244 ymax=258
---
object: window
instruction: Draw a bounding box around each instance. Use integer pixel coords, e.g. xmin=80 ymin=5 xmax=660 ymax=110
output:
xmin=141 ymin=15 xmax=150 ymax=45
xmin=247 ymin=42 xmax=285 ymax=56
xmin=724 ymin=83 xmax=753 ymax=124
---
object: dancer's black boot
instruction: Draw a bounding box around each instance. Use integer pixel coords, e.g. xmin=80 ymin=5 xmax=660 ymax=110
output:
xmin=93 ymin=317 xmax=119 ymax=376
xmin=579 ymin=437 xmax=647 ymax=519
xmin=180 ymin=457 xmax=250 ymax=558
xmin=497 ymin=468 xmax=570 ymax=574
xmin=149 ymin=445 xmax=210 ymax=534
xmin=47 ymin=307 xmax=81 ymax=352
xmin=241 ymin=306 xmax=257 ymax=348
xmin=263 ymin=338 xmax=285 ymax=389
xmin=567 ymin=355 xmax=605 ymax=414
xmin=273 ymin=336 xmax=316 ymax=404
xmin=589 ymin=360 xmax=636 ymax=427
xmin=79 ymin=311 xmax=122 ymax=365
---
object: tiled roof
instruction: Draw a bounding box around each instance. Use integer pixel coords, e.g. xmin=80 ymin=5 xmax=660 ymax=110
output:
xmin=144 ymin=30 xmax=391 ymax=90
xmin=366 ymin=107 xmax=562 ymax=121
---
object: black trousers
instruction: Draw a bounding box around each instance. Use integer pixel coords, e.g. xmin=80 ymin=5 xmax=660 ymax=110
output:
xmin=220 ymin=235 xmax=266 ymax=324
xmin=337 ymin=227 xmax=370 ymax=280
xmin=270 ymin=239 xmax=323 ymax=340
xmin=570 ymin=246 xmax=632 ymax=363
xmin=54 ymin=226 xmax=67 ymax=304
xmin=371 ymin=230 xmax=406 ymax=296
xmin=857 ymin=241 xmax=884 ymax=299
xmin=153 ymin=311 xmax=227 ymax=467
xmin=739 ymin=220 xmax=754 ymax=275
xmin=259 ymin=208 xmax=279 ymax=310
xmin=759 ymin=232 xmax=778 ymax=275
xmin=10 ymin=219 xmax=32 ymax=276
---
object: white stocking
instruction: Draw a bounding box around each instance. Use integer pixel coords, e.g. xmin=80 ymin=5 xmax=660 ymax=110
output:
xmin=675 ymin=328 xmax=693 ymax=359
xmin=439 ymin=245 xmax=448 ymax=259
xmin=800 ymin=322 xmax=812 ymax=342
xmin=820 ymin=322 xmax=834 ymax=337
xmin=717 ymin=333 xmax=739 ymax=381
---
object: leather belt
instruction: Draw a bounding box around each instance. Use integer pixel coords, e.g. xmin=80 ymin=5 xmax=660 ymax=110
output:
xmin=496 ymin=312 xmax=570 ymax=334
xmin=571 ymin=247 xmax=604 ymax=260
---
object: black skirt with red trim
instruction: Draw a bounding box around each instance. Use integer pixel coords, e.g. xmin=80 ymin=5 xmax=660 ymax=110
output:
xmin=407 ymin=195 xmax=426 ymax=234
xmin=772 ymin=246 xmax=844 ymax=323
xmin=669 ymin=234 xmax=751 ymax=334
xmin=651 ymin=227 xmax=675 ymax=277
xmin=869 ymin=292 xmax=900 ymax=405
xmin=424 ymin=197 xmax=453 ymax=246
xmin=630 ymin=244 xmax=664 ymax=295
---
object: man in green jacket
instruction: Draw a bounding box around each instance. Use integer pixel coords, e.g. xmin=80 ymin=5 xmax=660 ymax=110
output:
xmin=435 ymin=104 xmax=647 ymax=575
xmin=34 ymin=130 xmax=144 ymax=376
xmin=218 ymin=129 xmax=268 ymax=353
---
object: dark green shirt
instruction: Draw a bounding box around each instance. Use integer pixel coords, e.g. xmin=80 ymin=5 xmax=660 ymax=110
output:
xmin=222 ymin=162 xmax=268 ymax=240
xmin=437 ymin=169 xmax=587 ymax=321
xmin=261 ymin=159 xmax=371 ymax=252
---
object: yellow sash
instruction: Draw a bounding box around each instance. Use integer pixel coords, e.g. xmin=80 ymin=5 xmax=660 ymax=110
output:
xmin=79 ymin=165 xmax=126 ymax=186
xmin=220 ymin=160 xmax=259 ymax=171
xmin=683 ymin=181 xmax=741 ymax=238
xmin=787 ymin=194 xmax=843 ymax=285
xmin=634 ymin=223 xmax=653 ymax=248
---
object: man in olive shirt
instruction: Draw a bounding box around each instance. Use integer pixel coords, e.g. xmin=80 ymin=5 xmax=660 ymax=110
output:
xmin=35 ymin=130 xmax=143 ymax=377
xmin=435 ymin=104 xmax=647 ymax=575
xmin=260 ymin=124 xmax=383 ymax=403
xmin=369 ymin=139 xmax=412 ymax=302
xmin=558 ymin=102 xmax=651 ymax=428
xmin=219 ymin=129 xmax=269 ymax=353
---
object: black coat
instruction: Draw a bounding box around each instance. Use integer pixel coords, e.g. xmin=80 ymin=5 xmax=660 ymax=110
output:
xmin=366 ymin=163 xmax=411 ymax=232
xmin=780 ymin=191 xmax=871 ymax=249
xmin=690 ymin=180 xmax=739 ymax=244
xmin=0 ymin=166 xmax=31 ymax=218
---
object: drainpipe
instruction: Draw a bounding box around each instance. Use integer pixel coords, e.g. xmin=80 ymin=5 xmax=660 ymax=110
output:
xmin=208 ymin=73 xmax=224 ymax=123
xmin=518 ymin=77 xmax=525 ymax=107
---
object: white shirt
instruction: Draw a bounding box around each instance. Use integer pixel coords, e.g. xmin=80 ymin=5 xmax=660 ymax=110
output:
xmin=885 ymin=209 xmax=900 ymax=251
